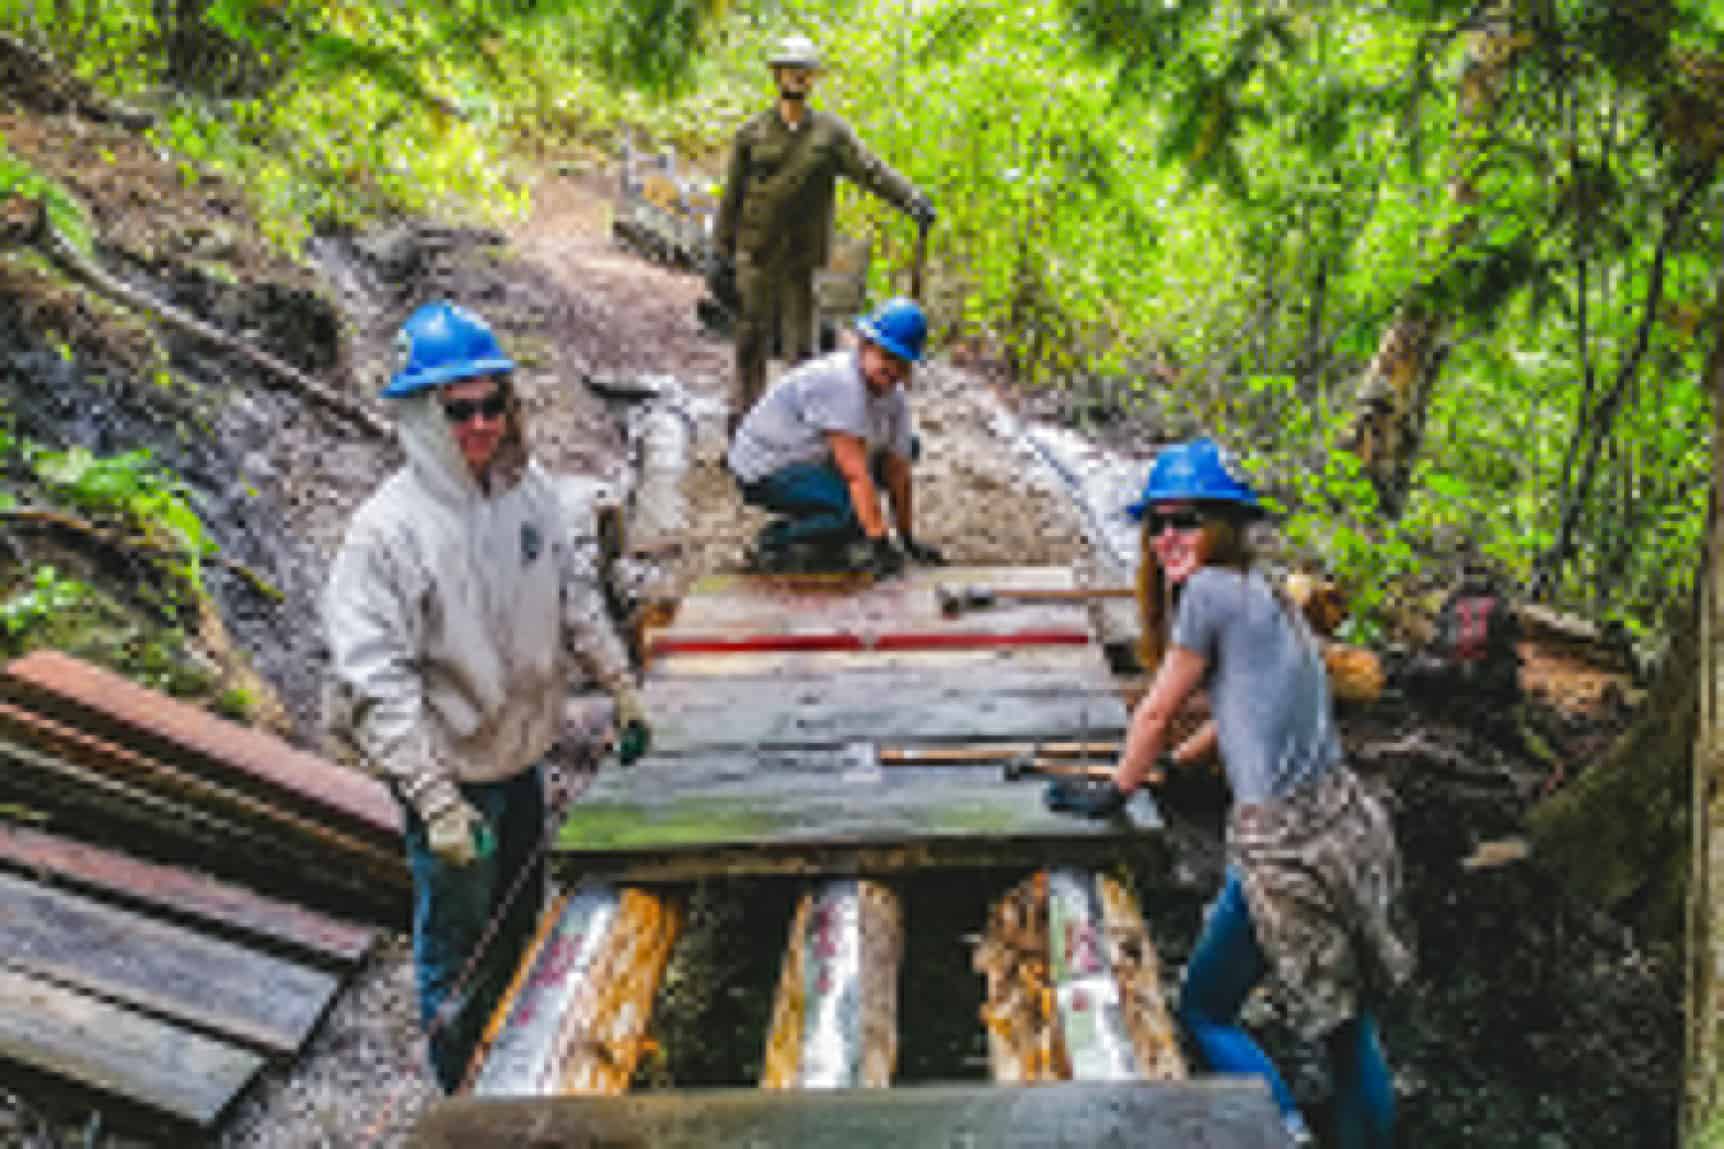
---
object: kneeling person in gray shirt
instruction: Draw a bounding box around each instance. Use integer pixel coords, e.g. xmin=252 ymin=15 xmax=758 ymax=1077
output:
xmin=726 ymin=297 xmax=944 ymax=575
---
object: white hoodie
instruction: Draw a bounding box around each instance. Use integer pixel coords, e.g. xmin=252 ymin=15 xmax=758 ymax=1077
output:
xmin=322 ymin=388 xmax=635 ymax=822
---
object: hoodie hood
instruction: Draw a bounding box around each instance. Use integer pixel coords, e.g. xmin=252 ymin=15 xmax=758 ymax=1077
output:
xmin=392 ymin=384 xmax=529 ymax=506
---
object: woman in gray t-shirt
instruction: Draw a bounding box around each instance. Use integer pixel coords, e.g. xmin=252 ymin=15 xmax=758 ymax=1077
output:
xmin=1044 ymin=438 xmax=1411 ymax=1149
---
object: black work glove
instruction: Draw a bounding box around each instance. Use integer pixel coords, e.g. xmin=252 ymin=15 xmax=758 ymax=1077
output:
xmin=909 ymin=194 xmax=937 ymax=228
xmin=1043 ymin=777 xmax=1128 ymax=819
xmin=867 ymin=535 xmax=905 ymax=579
xmin=901 ymin=534 xmax=945 ymax=566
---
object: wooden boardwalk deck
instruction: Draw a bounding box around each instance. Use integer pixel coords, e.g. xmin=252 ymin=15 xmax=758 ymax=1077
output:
xmin=556 ymin=567 xmax=1156 ymax=881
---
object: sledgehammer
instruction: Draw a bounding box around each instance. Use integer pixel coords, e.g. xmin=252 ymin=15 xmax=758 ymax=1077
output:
xmin=936 ymin=583 xmax=1134 ymax=618
xmin=1001 ymin=755 xmax=1115 ymax=783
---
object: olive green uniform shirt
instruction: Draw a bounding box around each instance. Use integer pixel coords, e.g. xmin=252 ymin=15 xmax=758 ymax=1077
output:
xmin=714 ymin=108 xmax=920 ymax=270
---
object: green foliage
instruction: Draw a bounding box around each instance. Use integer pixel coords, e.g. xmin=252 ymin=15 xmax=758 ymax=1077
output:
xmin=0 ymin=137 xmax=95 ymax=254
xmin=0 ymin=566 xmax=96 ymax=639
xmin=29 ymin=446 xmax=216 ymax=589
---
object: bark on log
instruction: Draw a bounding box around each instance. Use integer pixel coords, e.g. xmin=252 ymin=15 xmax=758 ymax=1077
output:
xmin=762 ymin=879 xmax=903 ymax=1089
xmin=1095 ymin=874 xmax=1187 ymax=1081
xmin=974 ymin=871 xmax=1062 ymax=1083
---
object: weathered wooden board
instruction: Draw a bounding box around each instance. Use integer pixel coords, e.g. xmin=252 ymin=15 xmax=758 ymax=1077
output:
xmin=645 ymin=644 xmax=1107 ymax=681
xmin=0 ymin=731 xmax=405 ymax=924
xmin=0 ymin=966 xmax=264 ymax=1128
xmin=0 ymin=872 xmax=339 ymax=1056
xmin=653 ymin=567 xmax=1092 ymax=640
xmin=554 ymin=754 xmax=1159 ymax=880
xmin=0 ymin=825 xmax=376 ymax=967
xmin=1 ymin=649 xmax=401 ymax=841
xmin=410 ymin=1079 xmax=1289 ymax=1148
xmin=649 ymin=678 xmax=1127 ymax=753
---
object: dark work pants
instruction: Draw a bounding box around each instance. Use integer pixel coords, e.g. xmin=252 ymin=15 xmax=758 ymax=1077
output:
xmin=733 ymin=251 xmax=817 ymax=419
xmin=402 ymin=766 xmax=546 ymax=1092
xmin=739 ymin=460 xmax=864 ymax=549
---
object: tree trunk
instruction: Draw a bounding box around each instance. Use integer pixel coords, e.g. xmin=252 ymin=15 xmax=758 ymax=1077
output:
xmin=1345 ymin=7 xmax=1521 ymax=515
xmin=1683 ymin=250 xmax=1724 ymax=1138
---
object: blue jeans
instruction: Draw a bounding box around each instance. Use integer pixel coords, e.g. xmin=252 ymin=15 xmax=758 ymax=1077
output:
xmin=1178 ymin=871 xmax=1396 ymax=1148
xmin=739 ymin=460 xmax=864 ymax=548
xmin=402 ymin=766 xmax=545 ymax=1092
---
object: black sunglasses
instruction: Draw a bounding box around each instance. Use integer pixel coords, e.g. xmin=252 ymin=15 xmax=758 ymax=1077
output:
xmin=442 ymin=390 xmax=507 ymax=424
xmin=1145 ymin=508 xmax=1208 ymax=536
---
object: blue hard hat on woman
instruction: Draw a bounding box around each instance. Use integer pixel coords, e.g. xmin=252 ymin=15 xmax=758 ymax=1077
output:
xmin=384 ymin=301 xmax=516 ymax=398
xmin=855 ymin=297 xmax=927 ymax=363
xmin=1126 ymin=437 xmax=1262 ymax=520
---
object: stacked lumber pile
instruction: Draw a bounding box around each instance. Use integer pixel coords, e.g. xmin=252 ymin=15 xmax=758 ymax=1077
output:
xmin=0 ymin=649 xmax=401 ymax=1132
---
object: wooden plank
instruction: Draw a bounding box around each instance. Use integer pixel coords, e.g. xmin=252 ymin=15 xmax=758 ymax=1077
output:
xmin=409 ymin=1080 xmax=1289 ymax=1148
xmin=655 ymin=567 xmax=1091 ymax=640
xmin=649 ymin=680 xmax=1126 ymax=754
xmin=0 ymin=700 xmax=407 ymax=888
xmin=0 ymin=731 xmax=405 ymax=924
xmin=0 ymin=966 xmax=264 ymax=1128
xmin=0 ymin=871 xmax=339 ymax=1056
xmin=1 ymin=649 xmax=401 ymax=840
xmin=555 ymin=753 xmax=1160 ymax=878
xmin=0 ymin=824 xmax=376 ymax=967
xmin=644 ymin=645 xmax=1106 ymax=681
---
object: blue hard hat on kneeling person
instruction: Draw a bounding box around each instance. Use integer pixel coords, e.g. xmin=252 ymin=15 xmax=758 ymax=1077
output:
xmin=855 ymin=297 xmax=927 ymax=363
xmin=383 ymin=301 xmax=516 ymax=398
xmin=1125 ymin=437 xmax=1263 ymax=520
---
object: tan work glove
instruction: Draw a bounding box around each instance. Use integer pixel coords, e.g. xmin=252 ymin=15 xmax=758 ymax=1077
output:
xmin=426 ymin=798 xmax=489 ymax=868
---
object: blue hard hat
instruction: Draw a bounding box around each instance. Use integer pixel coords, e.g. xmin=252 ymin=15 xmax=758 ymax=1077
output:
xmin=382 ymin=301 xmax=516 ymax=398
xmin=1125 ymin=437 xmax=1262 ymax=520
xmin=855 ymin=297 xmax=927 ymax=363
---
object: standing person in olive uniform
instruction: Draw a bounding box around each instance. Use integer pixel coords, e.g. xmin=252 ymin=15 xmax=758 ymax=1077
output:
xmin=710 ymin=32 xmax=936 ymax=427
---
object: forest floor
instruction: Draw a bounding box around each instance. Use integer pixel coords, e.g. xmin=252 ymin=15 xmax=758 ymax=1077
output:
xmin=0 ymin=100 xmax=1684 ymax=1149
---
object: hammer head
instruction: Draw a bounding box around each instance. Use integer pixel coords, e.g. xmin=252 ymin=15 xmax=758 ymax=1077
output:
xmin=936 ymin=584 xmax=995 ymax=617
xmin=1002 ymin=753 xmax=1032 ymax=781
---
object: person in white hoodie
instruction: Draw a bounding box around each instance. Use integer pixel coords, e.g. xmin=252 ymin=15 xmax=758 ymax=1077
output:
xmin=323 ymin=301 xmax=650 ymax=1091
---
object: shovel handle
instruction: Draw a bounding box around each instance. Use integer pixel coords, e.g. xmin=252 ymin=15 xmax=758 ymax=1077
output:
xmin=910 ymin=218 xmax=929 ymax=302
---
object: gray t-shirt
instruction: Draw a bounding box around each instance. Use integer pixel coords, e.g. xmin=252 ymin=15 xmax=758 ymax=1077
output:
xmin=1171 ymin=566 xmax=1340 ymax=805
xmin=727 ymin=350 xmax=914 ymax=484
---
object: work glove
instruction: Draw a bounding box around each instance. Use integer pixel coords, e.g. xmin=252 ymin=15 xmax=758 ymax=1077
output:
xmin=900 ymin=534 xmax=946 ymax=566
xmin=909 ymin=194 xmax=937 ymax=228
xmin=614 ymin=690 xmax=652 ymax=767
xmin=426 ymin=799 xmax=493 ymax=867
xmin=1043 ymin=777 xmax=1129 ymax=819
xmin=867 ymin=535 xmax=905 ymax=580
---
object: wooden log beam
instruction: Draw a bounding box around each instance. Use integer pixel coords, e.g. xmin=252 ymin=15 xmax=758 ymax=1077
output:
xmin=470 ymin=883 xmax=681 ymax=1095
xmin=762 ymin=879 xmax=902 ymax=1090
xmin=1095 ymin=873 xmax=1187 ymax=1081
xmin=975 ymin=870 xmax=1184 ymax=1085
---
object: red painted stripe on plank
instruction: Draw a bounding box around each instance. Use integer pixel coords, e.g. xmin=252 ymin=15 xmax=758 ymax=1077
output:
xmin=649 ymin=630 xmax=1093 ymax=656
